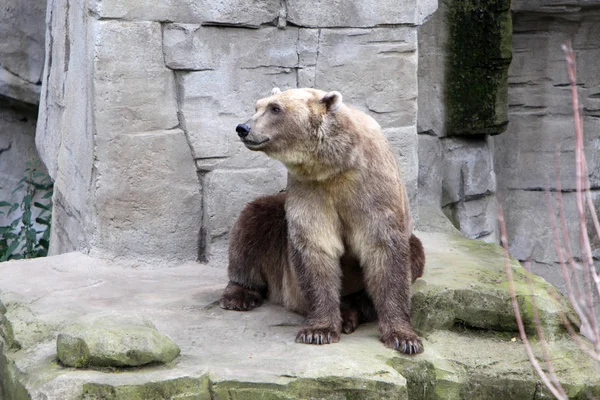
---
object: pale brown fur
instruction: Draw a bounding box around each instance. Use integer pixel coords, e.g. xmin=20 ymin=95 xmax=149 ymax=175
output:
xmin=220 ymin=88 xmax=425 ymax=354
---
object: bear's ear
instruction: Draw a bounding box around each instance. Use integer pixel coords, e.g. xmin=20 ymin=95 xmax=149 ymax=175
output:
xmin=270 ymin=87 xmax=282 ymax=95
xmin=322 ymin=91 xmax=343 ymax=112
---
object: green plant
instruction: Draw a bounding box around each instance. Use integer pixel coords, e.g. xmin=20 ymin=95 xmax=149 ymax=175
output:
xmin=0 ymin=160 xmax=53 ymax=261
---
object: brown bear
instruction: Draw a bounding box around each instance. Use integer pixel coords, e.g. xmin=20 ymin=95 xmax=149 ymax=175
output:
xmin=220 ymin=88 xmax=425 ymax=354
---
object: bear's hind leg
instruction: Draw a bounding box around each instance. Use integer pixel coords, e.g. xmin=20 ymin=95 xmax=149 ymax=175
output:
xmin=220 ymin=193 xmax=287 ymax=312
xmin=340 ymin=290 xmax=377 ymax=334
xmin=410 ymin=234 xmax=425 ymax=282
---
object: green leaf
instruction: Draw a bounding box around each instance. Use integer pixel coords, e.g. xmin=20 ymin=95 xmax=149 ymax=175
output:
xmin=1 ymin=240 xmax=19 ymax=262
xmin=42 ymin=191 xmax=53 ymax=199
xmin=35 ymin=217 xmax=50 ymax=226
xmin=0 ymin=201 xmax=13 ymax=208
xmin=23 ymin=195 xmax=32 ymax=207
xmin=22 ymin=210 xmax=31 ymax=225
xmin=8 ymin=203 xmax=19 ymax=215
xmin=34 ymin=202 xmax=52 ymax=211
xmin=33 ymin=171 xmax=46 ymax=179
xmin=39 ymin=238 xmax=49 ymax=250
xmin=26 ymin=228 xmax=37 ymax=242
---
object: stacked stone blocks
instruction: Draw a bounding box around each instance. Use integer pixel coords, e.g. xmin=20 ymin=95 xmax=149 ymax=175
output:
xmin=37 ymin=0 xmax=437 ymax=264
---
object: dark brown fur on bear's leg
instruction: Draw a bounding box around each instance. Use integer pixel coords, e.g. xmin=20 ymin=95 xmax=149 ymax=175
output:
xmin=363 ymin=233 xmax=423 ymax=355
xmin=220 ymin=193 xmax=287 ymax=313
xmin=410 ymin=234 xmax=425 ymax=282
xmin=340 ymin=290 xmax=377 ymax=334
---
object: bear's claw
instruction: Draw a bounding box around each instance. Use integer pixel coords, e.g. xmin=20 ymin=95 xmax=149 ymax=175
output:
xmin=381 ymin=331 xmax=423 ymax=355
xmin=295 ymin=327 xmax=340 ymax=345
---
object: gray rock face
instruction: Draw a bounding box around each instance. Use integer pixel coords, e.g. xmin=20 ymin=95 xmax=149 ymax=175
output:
xmin=56 ymin=312 xmax=180 ymax=368
xmin=0 ymin=0 xmax=46 ymax=104
xmin=494 ymin=4 xmax=600 ymax=269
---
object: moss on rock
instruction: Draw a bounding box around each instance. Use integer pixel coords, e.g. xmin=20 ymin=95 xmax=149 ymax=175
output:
xmin=444 ymin=0 xmax=512 ymax=135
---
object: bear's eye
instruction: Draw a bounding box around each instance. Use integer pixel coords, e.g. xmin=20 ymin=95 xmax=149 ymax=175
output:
xmin=270 ymin=105 xmax=282 ymax=114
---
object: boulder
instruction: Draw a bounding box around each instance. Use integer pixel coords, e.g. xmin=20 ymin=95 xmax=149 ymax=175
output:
xmin=56 ymin=312 xmax=180 ymax=368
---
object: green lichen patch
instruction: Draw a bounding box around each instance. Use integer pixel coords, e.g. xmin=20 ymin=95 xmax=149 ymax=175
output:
xmin=80 ymin=376 xmax=210 ymax=400
xmin=444 ymin=0 xmax=513 ymax=135
xmin=0 ymin=347 xmax=31 ymax=400
xmin=412 ymin=232 xmax=571 ymax=337
xmin=211 ymin=375 xmax=408 ymax=400
xmin=389 ymin=330 xmax=600 ymax=400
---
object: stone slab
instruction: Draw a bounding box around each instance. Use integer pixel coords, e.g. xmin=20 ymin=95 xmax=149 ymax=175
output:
xmin=94 ymin=20 xmax=178 ymax=137
xmin=286 ymin=0 xmax=436 ymax=27
xmin=89 ymin=0 xmax=280 ymax=26
xmin=1 ymin=232 xmax=598 ymax=399
xmin=93 ymin=129 xmax=202 ymax=263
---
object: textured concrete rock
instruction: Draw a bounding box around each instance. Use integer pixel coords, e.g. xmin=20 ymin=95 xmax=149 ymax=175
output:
xmin=163 ymin=24 xmax=299 ymax=72
xmin=287 ymin=0 xmax=437 ymax=27
xmin=0 ymin=0 xmax=45 ymax=104
xmin=417 ymin=133 xmax=443 ymax=206
xmin=494 ymin=5 xmax=600 ymax=278
xmin=500 ymin=189 xmax=600 ymax=264
xmin=441 ymin=137 xmax=496 ymax=206
xmin=1 ymin=234 xmax=598 ymax=399
xmin=94 ymin=21 xmax=178 ymax=137
xmin=57 ymin=313 xmax=180 ymax=368
xmin=90 ymin=0 xmax=280 ymax=26
xmin=94 ymin=130 xmax=201 ymax=262
xmin=449 ymin=195 xmax=498 ymax=242
xmin=511 ymin=0 xmax=600 ymax=12
xmin=417 ymin=3 xmax=448 ymax=139
xmin=36 ymin=0 xmax=96 ymax=255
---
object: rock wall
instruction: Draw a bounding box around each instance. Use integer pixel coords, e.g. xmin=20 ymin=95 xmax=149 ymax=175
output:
xmin=417 ymin=0 xmax=512 ymax=242
xmin=0 ymin=0 xmax=47 ymax=226
xmin=495 ymin=1 xmax=600 ymax=292
xmin=37 ymin=0 xmax=437 ymax=264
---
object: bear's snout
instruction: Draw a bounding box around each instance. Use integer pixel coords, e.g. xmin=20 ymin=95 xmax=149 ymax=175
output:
xmin=236 ymin=124 xmax=251 ymax=138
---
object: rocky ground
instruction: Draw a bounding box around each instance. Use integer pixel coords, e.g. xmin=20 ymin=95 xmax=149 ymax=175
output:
xmin=0 ymin=216 xmax=599 ymax=399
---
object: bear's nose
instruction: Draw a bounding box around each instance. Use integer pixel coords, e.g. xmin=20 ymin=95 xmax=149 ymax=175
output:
xmin=236 ymin=124 xmax=251 ymax=138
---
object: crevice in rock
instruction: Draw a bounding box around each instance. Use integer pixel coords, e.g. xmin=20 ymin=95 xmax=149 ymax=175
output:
xmin=313 ymin=29 xmax=321 ymax=88
xmin=0 ymin=142 xmax=12 ymax=157
xmin=507 ymin=187 xmax=600 ymax=193
xmin=295 ymin=28 xmax=300 ymax=87
xmin=172 ymin=71 xmax=206 ymax=262
xmin=64 ymin=0 xmax=70 ymax=73
xmin=200 ymin=21 xmax=261 ymax=29
xmin=277 ymin=0 xmax=288 ymax=29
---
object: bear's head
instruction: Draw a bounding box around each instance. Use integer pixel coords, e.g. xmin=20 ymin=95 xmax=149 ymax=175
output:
xmin=236 ymin=88 xmax=354 ymax=179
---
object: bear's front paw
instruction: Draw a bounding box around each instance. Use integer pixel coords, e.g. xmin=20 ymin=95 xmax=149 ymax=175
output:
xmin=219 ymin=283 xmax=264 ymax=311
xmin=381 ymin=330 xmax=423 ymax=355
xmin=295 ymin=326 xmax=340 ymax=345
